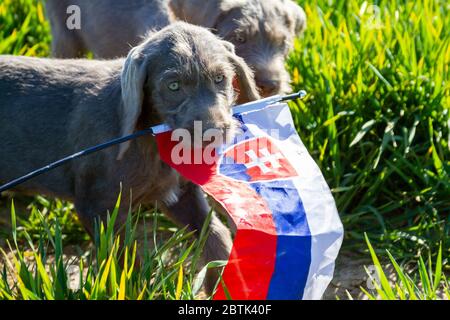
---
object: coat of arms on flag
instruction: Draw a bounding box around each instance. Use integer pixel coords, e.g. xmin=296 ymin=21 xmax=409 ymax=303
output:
xmin=219 ymin=136 xmax=298 ymax=182
xmin=155 ymin=98 xmax=344 ymax=300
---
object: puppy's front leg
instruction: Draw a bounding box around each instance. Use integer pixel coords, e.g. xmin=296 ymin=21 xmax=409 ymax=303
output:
xmin=162 ymin=181 xmax=233 ymax=296
xmin=74 ymin=196 xmax=128 ymax=241
xmin=74 ymin=174 xmax=129 ymax=240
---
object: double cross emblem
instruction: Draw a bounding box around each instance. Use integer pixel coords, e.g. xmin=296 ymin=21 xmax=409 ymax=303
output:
xmin=219 ymin=137 xmax=298 ymax=183
xmin=244 ymin=148 xmax=284 ymax=174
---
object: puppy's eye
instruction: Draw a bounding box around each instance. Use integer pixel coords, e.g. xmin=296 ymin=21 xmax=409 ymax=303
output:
xmin=214 ymin=74 xmax=225 ymax=84
xmin=235 ymin=34 xmax=246 ymax=44
xmin=168 ymin=81 xmax=181 ymax=91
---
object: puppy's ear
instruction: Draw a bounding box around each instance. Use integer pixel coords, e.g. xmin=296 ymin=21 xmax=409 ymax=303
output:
xmin=286 ymin=1 xmax=307 ymax=35
xmin=226 ymin=49 xmax=260 ymax=104
xmin=221 ymin=39 xmax=236 ymax=54
xmin=118 ymin=45 xmax=153 ymax=160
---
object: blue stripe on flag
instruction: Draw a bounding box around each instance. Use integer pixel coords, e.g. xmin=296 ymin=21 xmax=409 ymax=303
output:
xmin=251 ymin=181 xmax=312 ymax=300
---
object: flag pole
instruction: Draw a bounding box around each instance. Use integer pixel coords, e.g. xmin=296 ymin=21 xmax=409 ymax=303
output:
xmin=280 ymin=90 xmax=307 ymax=102
xmin=0 ymin=91 xmax=307 ymax=193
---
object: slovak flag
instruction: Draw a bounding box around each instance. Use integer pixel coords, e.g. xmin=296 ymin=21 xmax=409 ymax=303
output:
xmin=155 ymin=97 xmax=344 ymax=300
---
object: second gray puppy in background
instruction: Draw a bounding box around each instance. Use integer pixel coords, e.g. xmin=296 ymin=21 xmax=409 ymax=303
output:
xmin=171 ymin=0 xmax=306 ymax=96
xmin=45 ymin=0 xmax=307 ymax=96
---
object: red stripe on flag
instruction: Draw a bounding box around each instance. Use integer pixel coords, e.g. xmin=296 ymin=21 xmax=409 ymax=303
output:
xmin=155 ymin=132 xmax=278 ymax=299
xmin=155 ymin=132 xmax=215 ymax=185
xmin=203 ymin=176 xmax=278 ymax=233
xmin=214 ymin=230 xmax=277 ymax=300
xmin=204 ymin=177 xmax=277 ymax=299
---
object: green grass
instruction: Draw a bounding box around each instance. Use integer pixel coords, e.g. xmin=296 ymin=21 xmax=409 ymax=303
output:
xmin=0 ymin=0 xmax=449 ymax=299
xmin=288 ymin=0 xmax=449 ymax=261
xmin=0 ymin=0 xmax=50 ymax=56
xmin=359 ymin=234 xmax=449 ymax=300
xmin=0 ymin=195 xmax=221 ymax=300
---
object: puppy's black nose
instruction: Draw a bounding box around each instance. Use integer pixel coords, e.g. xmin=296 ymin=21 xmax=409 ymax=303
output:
xmin=256 ymin=79 xmax=280 ymax=97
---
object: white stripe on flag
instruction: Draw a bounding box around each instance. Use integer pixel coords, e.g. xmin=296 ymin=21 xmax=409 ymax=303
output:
xmin=273 ymin=105 xmax=344 ymax=300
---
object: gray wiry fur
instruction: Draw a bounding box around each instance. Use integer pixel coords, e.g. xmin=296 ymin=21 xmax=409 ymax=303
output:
xmin=45 ymin=0 xmax=173 ymax=59
xmin=45 ymin=0 xmax=306 ymax=96
xmin=0 ymin=22 xmax=260 ymax=293
xmin=171 ymin=0 xmax=306 ymax=95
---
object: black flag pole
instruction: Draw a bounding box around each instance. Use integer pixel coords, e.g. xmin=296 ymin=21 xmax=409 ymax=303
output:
xmin=0 ymin=91 xmax=307 ymax=193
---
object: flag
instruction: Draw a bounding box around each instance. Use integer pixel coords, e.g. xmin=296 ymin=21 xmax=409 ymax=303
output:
xmin=154 ymin=98 xmax=344 ymax=300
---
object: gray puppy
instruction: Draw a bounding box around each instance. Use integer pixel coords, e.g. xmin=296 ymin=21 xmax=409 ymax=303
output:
xmin=0 ymin=22 xmax=259 ymax=293
xmin=45 ymin=0 xmax=306 ymax=96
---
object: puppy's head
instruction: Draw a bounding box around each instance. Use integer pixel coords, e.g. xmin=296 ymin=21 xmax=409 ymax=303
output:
xmin=213 ymin=0 xmax=307 ymax=96
xmin=118 ymin=22 xmax=259 ymax=159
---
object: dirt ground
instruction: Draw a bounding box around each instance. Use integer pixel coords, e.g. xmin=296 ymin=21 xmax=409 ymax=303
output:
xmin=323 ymin=251 xmax=383 ymax=300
